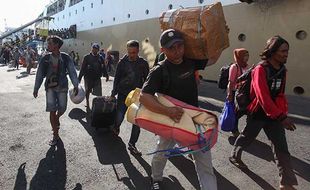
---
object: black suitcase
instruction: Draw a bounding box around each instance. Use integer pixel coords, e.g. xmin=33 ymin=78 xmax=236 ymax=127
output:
xmin=91 ymin=96 xmax=116 ymax=130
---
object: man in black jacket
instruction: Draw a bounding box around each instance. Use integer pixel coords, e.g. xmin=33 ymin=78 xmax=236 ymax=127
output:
xmin=78 ymin=43 xmax=109 ymax=110
xmin=111 ymin=40 xmax=149 ymax=155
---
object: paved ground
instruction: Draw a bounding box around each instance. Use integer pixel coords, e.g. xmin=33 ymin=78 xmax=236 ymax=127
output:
xmin=0 ymin=64 xmax=309 ymax=190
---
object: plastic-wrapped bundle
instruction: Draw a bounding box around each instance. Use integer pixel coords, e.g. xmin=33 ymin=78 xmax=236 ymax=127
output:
xmin=126 ymin=88 xmax=218 ymax=153
xmin=69 ymin=85 xmax=85 ymax=104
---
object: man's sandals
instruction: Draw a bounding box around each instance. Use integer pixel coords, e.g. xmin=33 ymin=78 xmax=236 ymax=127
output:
xmin=229 ymin=156 xmax=248 ymax=170
xmin=49 ymin=136 xmax=60 ymax=146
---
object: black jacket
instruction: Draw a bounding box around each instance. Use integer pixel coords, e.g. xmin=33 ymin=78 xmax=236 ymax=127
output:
xmin=111 ymin=55 xmax=149 ymax=97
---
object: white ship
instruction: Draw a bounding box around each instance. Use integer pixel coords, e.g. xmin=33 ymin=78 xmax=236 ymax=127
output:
xmin=38 ymin=0 xmax=310 ymax=98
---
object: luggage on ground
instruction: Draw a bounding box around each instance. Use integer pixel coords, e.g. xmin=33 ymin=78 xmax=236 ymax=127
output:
xmin=91 ymin=96 xmax=116 ymax=129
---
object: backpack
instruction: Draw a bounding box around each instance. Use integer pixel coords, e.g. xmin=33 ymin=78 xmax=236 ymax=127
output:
xmin=218 ymin=63 xmax=241 ymax=89
xmin=85 ymin=54 xmax=104 ymax=79
xmin=234 ymin=62 xmax=285 ymax=116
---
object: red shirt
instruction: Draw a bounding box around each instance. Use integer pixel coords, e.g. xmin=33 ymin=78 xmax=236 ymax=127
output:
xmin=247 ymin=64 xmax=288 ymax=120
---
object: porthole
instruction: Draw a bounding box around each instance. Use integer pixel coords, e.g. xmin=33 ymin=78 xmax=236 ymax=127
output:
xmin=296 ymin=30 xmax=307 ymax=40
xmin=101 ymin=0 xmax=103 ymax=4
xmin=83 ymin=7 xmax=85 ymax=11
xmin=168 ymin=4 xmax=173 ymax=10
xmin=127 ymin=14 xmax=131 ymax=18
xmin=145 ymin=38 xmax=149 ymax=43
xmin=198 ymin=0 xmax=204 ymax=4
xmin=75 ymin=10 xmax=77 ymax=14
xmin=101 ymin=20 xmax=103 ymax=24
xmin=238 ymin=33 xmax=246 ymax=42
xmin=293 ymin=86 xmax=305 ymax=95
xmin=63 ymin=15 xmax=65 ymax=19
xmin=69 ymin=12 xmax=71 ymax=17
xmin=145 ymin=9 xmax=149 ymax=15
xmin=91 ymin=3 xmax=93 ymax=8
xmin=113 ymin=17 xmax=116 ymax=21
xmin=91 ymin=22 xmax=93 ymax=26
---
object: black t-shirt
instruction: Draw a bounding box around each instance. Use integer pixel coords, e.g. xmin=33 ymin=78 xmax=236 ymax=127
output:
xmin=142 ymin=58 xmax=207 ymax=107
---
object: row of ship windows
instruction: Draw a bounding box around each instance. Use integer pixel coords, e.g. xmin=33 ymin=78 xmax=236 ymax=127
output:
xmin=57 ymin=4 xmax=171 ymax=21
xmin=66 ymin=30 xmax=308 ymax=48
xmin=237 ymin=30 xmax=308 ymax=42
xmin=56 ymin=0 xmax=206 ymax=21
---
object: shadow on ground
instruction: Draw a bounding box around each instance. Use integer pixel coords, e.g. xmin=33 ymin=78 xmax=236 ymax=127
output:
xmin=228 ymin=136 xmax=310 ymax=183
xmin=13 ymin=140 xmax=68 ymax=190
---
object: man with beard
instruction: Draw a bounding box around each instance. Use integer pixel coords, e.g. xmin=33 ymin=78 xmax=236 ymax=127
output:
xmin=229 ymin=36 xmax=298 ymax=190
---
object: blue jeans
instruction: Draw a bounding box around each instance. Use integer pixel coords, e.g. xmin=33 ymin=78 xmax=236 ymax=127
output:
xmin=115 ymin=95 xmax=140 ymax=146
xmin=46 ymin=88 xmax=68 ymax=113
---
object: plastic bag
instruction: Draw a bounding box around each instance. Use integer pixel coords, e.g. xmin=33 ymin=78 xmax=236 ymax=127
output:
xmin=69 ymin=85 xmax=85 ymax=104
xmin=219 ymin=100 xmax=236 ymax=132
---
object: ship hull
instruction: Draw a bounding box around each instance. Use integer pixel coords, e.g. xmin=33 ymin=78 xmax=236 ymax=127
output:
xmin=61 ymin=0 xmax=310 ymax=98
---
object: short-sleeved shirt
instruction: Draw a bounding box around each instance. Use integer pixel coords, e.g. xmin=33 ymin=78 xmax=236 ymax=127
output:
xmin=142 ymin=58 xmax=207 ymax=107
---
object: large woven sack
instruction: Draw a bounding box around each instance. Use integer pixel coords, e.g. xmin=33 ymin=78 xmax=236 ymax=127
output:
xmin=159 ymin=2 xmax=229 ymax=62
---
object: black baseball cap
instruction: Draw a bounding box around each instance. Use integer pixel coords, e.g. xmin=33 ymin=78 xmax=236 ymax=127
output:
xmin=160 ymin=29 xmax=184 ymax=48
xmin=92 ymin=43 xmax=100 ymax=49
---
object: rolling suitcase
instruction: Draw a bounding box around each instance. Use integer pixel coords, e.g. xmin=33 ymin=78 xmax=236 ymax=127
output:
xmin=91 ymin=96 xmax=116 ymax=130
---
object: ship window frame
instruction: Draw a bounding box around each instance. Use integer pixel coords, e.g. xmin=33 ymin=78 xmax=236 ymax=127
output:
xmin=127 ymin=13 xmax=131 ymax=18
xmin=91 ymin=22 xmax=93 ymax=26
xmin=238 ymin=33 xmax=246 ymax=42
xmin=113 ymin=17 xmax=116 ymax=21
xmin=63 ymin=15 xmax=65 ymax=19
xmin=296 ymin=30 xmax=307 ymax=40
xmin=75 ymin=10 xmax=77 ymax=14
xmin=168 ymin=4 xmax=173 ymax=10
xmin=69 ymin=12 xmax=71 ymax=17
xmin=83 ymin=6 xmax=85 ymax=12
xmin=293 ymin=86 xmax=305 ymax=95
xmin=101 ymin=20 xmax=103 ymax=24
xmin=198 ymin=0 xmax=204 ymax=4
xmin=91 ymin=3 xmax=93 ymax=8
xmin=145 ymin=9 xmax=149 ymax=15
xmin=101 ymin=0 xmax=103 ymax=4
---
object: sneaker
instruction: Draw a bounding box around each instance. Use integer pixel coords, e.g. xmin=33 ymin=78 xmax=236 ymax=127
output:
xmin=48 ymin=137 xmax=60 ymax=146
xmin=128 ymin=143 xmax=142 ymax=156
xmin=231 ymin=131 xmax=240 ymax=137
xmin=280 ymin=185 xmax=297 ymax=190
xmin=151 ymin=180 xmax=162 ymax=190
xmin=229 ymin=156 xmax=248 ymax=170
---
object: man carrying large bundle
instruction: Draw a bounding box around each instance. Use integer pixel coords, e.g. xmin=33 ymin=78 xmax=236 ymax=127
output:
xmin=140 ymin=29 xmax=217 ymax=190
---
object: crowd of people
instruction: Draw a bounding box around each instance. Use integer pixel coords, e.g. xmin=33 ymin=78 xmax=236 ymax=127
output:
xmin=48 ymin=25 xmax=77 ymax=39
xmin=0 ymin=30 xmax=297 ymax=190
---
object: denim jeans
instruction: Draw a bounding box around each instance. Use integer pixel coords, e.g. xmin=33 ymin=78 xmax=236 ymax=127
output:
xmin=115 ymin=94 xmax=140 ymax=146
xmin=46 ymin=88 xmax=68 ymax=113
